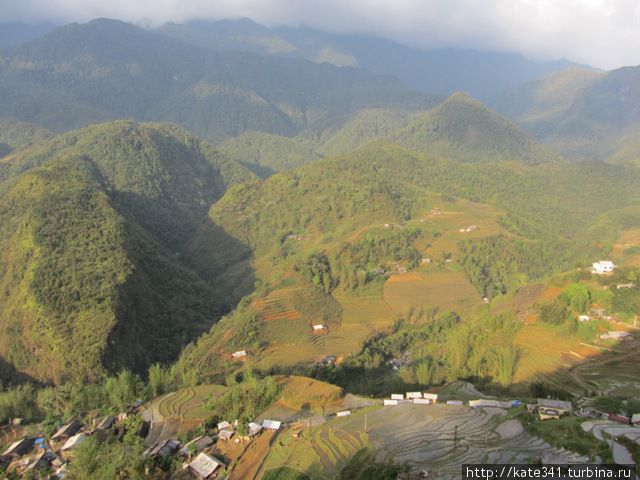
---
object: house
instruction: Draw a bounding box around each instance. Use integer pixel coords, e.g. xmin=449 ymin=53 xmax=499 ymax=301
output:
xmin=384 ymin=399 xmax=398 ymax=406
xmin=188 ymin=452 xmax=226 ymax=479
xmin=413 ymin=399 xmax=431 ymax=405
xmin=312 ymin=324 xmax=326 ymax=333
xmin=391 ymin=394 xmax=404 ymax=400
xmin=600 ymin=331 xmax=634 ymax=341
xmin=51 ymin=419 xmax=82 ymax=441
xmin=592 ymin=261 xmax=616 ymax=274
xmin=538 ymin=399 xmax=572 ymax=420
xmin=2 ymin=437 xmax=34 ymax=458
xmin=61 ymin=433 xmax=87 ymax=452
xmin=95 ymin=415 xmax=114 ymax=431
xmin=262 ymin=420 xmax=281 ymax=431
xmin=616 ymin=283 xmax=635 ymax=289
xmin=179 ymin=436 xmax=214 ymax=456
xmin=217 ymin=421 xmax=232 ymax=431
xmin=218 ymin=429 xmax=234 ymax=442
xmin=321 ymin=355 xmax=337 ymax=365
xmin=336 ymin=411 xmax=351 ymax=417
xmin=248 ymin=422 xmax=263 ymax=436
xmin=22 ymin=450 xmax=59 ymax=476
xmin=608 ymin=414 xmax=631 ymax=425
xmin=578 ymin=315 xmax=591 ymax=322
xmin=446 ymin=400 xmax=463 ymax=406
xmin=146 ymin=438 xmax=180 ymax=458
xmin=421 ymin=258 xmax=431 ymax=264
xmin=406 ymin=392 xmax=422 ymax=399
xmin=423 ymin=393 xmax=438 ymax=403
xmin=231 ymin=350 xmax=248 ymax=359
xmin=631 ymin=413 xmax=640 ymax=426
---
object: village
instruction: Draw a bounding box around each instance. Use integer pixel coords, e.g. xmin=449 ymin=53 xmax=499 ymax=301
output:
xmin=3 ymin=377 xmax=640 ymax=479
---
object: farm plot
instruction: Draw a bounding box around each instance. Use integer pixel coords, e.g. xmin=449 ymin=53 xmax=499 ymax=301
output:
xmin=572 ymin=346 xmax=640 ymax=397
xmin=383 ymin=271 xmax=481 ymax=316
xmin=513 ymin=324 xmax=583 ymax=385
xmin=261 ymin=404 xmax=587 ymax=480
xmin=259 ymin=294 xmax=395 ymax=368
xmin=254 ymin=288 xmax=303 ymax=322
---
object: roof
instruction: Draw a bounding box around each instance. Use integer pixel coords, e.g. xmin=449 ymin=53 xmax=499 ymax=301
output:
xmin=189 ymin=452 xmax=225 ymax=478
xmin=2 ymin=437 xmax=32 ymax=456
xmin=61 ymin=433 xmax=87 ymax=451
xmin=538 ymin=398 xmax=572 ymax=411
xmin=312 ymin=324 xmax=326 ymax=330
xmin=95 ymin=416 xmax=114 ymax=430
xmin=217 ymin=421 xmax=231 ymax=431
xmin=52 ymin=419 xmax=81 ymax=440
xmin=248 ymin=422 xmax=263 ymax=435
xmin=262 ymin=419 xmax=281 ymax=430
xmin=218 ymin=429 xmax=234 ymax=440
xmin=149 ymin=439 xmax=180 ymax=457
xmin=181 ymin=436 xmax=214 ymax=454
xmin=231 ymin=350 xmax=247 ymax=358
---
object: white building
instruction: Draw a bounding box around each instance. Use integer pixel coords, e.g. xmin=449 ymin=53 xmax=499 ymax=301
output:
xmin=578 ymin=315 xmax=591 ymax=322
xmin=262 ymin=419 xmax=282 ymax=430
xmin=592 ymin=261 xmax=616 ymax=274
xmin=231 ymin=350 xmax=248 ymax=359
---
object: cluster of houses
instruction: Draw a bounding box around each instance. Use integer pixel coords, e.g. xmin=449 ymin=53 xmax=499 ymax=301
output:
xmin=0 ymin=413 xmax=137 ymax=478
xmin=383 ymin=392 xmax=439 ymax=406
xmin=379 ymin=394 xmax=584 ymax=423
xmin=141 ymin=418 xmax=283 ymax=479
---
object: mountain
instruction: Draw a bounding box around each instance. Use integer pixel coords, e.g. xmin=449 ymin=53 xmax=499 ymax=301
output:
xmin=179 ymin=140 xmax=640 ymax=381
xmin=0 ymin=119 xmax=52 ymax=158
xmin=219 ymin=93 xmax=559 ymax=175
xmin=0 ymin=22 xmax=56 ymax=49
xmin=0 ymin=121 xmax=256 ymax=383
xmin=388 ymin=92 xmax=561 ymax=164
xmin=494 ymin=66 xmax=640 ymax=162
xmin=0 ymin=18 xmax=436 ymax=142
xmin=157 ymin=18 xmax=576 ymax=102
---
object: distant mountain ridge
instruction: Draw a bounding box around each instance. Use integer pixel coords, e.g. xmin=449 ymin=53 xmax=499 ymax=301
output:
xmin=0 ymin=18 xmax=437 ymax=142
xmin=156 ymin=18 xmax=577 ymax=102
xmin=494 ymin=65 xmax=640 ymax=163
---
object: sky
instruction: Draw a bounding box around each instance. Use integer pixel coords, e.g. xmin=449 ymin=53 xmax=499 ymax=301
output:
xmin=1 ymin=0 xmax=639 ymax=69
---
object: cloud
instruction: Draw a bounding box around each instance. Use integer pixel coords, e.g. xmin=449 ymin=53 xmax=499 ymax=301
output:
xmin=1 ymin=0 xmax=639 ymax=69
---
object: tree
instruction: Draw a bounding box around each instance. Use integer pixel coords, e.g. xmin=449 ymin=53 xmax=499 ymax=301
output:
xmin=564 ymin=283 xmax=591 ymax=313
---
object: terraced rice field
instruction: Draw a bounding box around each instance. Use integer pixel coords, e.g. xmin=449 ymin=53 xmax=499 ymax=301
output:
xmin=254 ymin=288 xmax=303 ymax=322
xmin=262 ymin=404 xmax=587 ymax=479
xmin=384 ymin=271 xmax=481 ymax=316
xmin=572 ymin=346 xmax=640 ymax=397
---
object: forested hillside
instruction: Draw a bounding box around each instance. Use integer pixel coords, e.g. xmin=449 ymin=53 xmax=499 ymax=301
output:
xmin=495 ymin=65 xmax=640 ymax=163
xmin=219 ymin=93 xmax=560 ymax=175
xmin=0 ymin=121 xmax=255 ymax=383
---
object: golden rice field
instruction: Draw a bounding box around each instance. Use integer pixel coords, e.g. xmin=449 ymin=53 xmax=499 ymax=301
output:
xmin=383 ymin=271 xmax=482 ymax=316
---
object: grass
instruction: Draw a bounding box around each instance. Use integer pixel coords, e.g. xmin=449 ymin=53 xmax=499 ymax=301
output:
xmin=517 ymin=412 xmax=613 ymax=463
xmin=263 ymin=467 xmax=311 ymax=480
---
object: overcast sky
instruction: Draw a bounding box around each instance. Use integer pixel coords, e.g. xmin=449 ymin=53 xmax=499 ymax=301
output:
xmin=1 ymin=0 xmax=639 ymax=69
